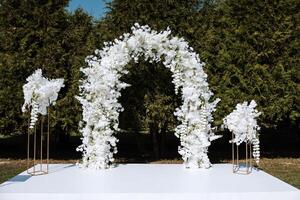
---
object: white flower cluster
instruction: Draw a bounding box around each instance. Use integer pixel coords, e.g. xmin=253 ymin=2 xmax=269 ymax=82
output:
xmin=22 ymin=69 xmax=64 ymax=128
xmin=77 ymin=23 xmax=220 ymax=169
xmin=223 ymin=100 xmax=261 ymax=164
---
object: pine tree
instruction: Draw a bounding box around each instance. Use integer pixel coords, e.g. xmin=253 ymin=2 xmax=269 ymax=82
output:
xmin=194 ymin=0 xmax=300 ymax=127
xmin=0 ymin=1 xmax=95 ymax=138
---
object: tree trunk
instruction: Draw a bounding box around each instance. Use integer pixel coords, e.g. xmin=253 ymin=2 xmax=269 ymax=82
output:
xmin=54 ymin=122 xmax=70 ymax=145
xmin=160 ymin=122 xmax=167 ymax=158
xmin=150 ymin=122 xmax=159 ymax=159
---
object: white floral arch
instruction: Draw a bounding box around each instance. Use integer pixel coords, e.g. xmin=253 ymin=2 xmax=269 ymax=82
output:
xmin=77 ymin=23 xmax=220 ymax=170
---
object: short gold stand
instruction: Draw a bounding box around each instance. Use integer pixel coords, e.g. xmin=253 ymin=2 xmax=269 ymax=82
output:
xmin=232 ymin=133 xmax=252 ymax=174
xmin=27 ymin=109 xmax=50 ymax=176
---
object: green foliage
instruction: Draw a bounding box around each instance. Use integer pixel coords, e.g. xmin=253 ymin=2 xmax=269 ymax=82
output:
xmin=0 ymin=0 xmax=298 ymax=137
xmin=0 ymin=0 xmax=95 ymax=136
xmin=118 ymin=60 xmax=180 ymax=132
xmin=101 ymin=0 xmax=300 ymax=129
xmin=194 ymin=0 xmax=300 ymax=127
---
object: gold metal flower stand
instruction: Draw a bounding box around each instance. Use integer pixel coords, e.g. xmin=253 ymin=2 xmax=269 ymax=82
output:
xmin=232 ymin=133 xmax=252 ymax=175
xmin=27 ymin=110 xmax=50 ymax=176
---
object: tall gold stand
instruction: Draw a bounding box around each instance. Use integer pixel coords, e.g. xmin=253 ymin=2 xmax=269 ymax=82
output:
xmin=27 ymin=108 xmax=50 ymax=176
xmin=232 ymin=133 xmax=252 ymax=174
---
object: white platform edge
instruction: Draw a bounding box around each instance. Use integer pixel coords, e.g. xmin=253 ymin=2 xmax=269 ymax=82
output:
xmin=0 ymin=164 xmax=299 ymax=200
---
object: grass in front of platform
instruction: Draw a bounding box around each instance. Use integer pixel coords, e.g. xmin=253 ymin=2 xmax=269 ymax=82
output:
xmin=0 ymin=159 xmax=77 ymax=184
xmin=0 ymin=158 xmax=299 ymax=189
xmin=259 ymin=158 xmax=300 ymax=189
xmin=0 ymin=159 xmax=27 ymax=184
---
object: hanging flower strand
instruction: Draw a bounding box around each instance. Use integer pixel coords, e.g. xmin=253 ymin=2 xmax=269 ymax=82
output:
xmin=22 ymin=69 xmax=64 ymax=128
xmin=223 ymin=100 xmax=261 ymax=164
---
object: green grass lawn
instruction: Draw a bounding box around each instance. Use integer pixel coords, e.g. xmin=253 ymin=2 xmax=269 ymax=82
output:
xmin=259 ymin=158 xmax=300 ymax=189
xmin=1 ymin=132 xmax=299 ymax=189
xmin=1 ymin=158 xmax=299 ymax=189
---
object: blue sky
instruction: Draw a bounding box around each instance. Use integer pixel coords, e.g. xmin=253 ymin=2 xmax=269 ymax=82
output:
xmin=67 ymin=0 xmax=110 ymax=19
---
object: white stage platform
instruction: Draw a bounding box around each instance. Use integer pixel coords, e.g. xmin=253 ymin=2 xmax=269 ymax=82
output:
xmin=0 ymin=164 xmax=299 ymax=200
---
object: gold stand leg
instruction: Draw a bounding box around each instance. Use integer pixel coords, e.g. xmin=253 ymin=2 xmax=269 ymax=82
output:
xmin=47 ymin=109 xmax=49 ymax=173
xmin=232 ymin=134 xmax=252 ymax=175
xmin=27 ymin=117 xmax=30 ymax=174
xmin=27 ymin=108 xmax=50 ymax=176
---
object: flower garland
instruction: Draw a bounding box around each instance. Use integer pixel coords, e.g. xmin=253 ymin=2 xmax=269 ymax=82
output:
xmin=223 ymin=100 xmax=261 ymax=164
xmin=77 ymin=23 xmax=220 ymax=169
xmin=22 ymin=69 xmax=64 ymax=128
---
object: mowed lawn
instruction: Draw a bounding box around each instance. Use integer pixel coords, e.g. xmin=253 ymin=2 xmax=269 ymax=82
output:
xmin=0 ymin=158 xmax=299 ymax=189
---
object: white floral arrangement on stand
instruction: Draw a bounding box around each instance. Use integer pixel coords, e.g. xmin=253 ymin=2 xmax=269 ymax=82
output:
xmin=223 ymin=100 xmax=261 ymax=164
xmin=22 ymin=69 xmax=64 ymax=128
xmin=77 ymin=23 xmax=220 ymax=170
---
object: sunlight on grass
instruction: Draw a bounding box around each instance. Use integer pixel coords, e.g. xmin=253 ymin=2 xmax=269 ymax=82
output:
xmin=259 ymin=158 xmax=300 ymax=189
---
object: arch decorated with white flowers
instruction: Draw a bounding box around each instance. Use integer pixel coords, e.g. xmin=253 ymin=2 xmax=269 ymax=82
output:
xmin=77 ymin=24 xmax=220 ymax=170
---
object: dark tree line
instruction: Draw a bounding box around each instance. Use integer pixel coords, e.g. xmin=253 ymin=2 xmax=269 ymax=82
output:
xmin=0 ymin=0 xmax=299 ymax=154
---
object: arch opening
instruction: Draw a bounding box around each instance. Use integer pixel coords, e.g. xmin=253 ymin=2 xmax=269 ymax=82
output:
xmin=117 ymin=60 xmax=180 ymax=161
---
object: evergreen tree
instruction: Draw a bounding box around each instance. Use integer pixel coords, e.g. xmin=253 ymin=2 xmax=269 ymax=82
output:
xmin=0 ymin=0 xmax=298 ymax=140
xmin=0 ymin=0 xmax=95 ymax=139
xmin=194 ymin=0 xmax=300 ymax=127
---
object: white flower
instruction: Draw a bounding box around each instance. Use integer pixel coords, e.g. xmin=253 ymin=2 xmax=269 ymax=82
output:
xmin=22 ymin=69 xmax=64 ymax=128
xmin=223 ymin=100 xmax=261 ymax=164
xmin=77 ymin=23 xmax=220 ymax=170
